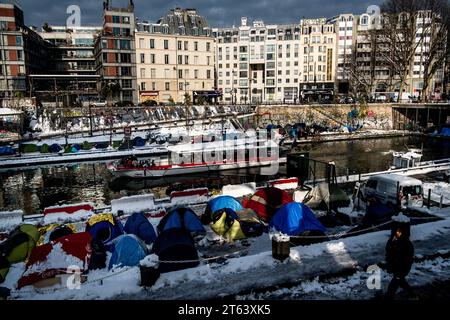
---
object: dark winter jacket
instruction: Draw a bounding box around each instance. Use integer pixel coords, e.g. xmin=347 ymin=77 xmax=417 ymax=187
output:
xmin=385 ymin=237 xmax=414 ymax=278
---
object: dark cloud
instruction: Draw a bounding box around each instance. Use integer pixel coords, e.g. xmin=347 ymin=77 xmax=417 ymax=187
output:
xmin=16 ymin=0 xmax=381 ymax=28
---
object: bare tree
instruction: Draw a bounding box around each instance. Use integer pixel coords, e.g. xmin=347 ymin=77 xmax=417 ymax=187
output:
xmin=419 ymin=0 xmax=450 ymax=101
xmin=379 ymin=0 xmax=427 ymax=102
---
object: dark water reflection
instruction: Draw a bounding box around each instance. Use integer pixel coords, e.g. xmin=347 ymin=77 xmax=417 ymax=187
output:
xmin=1 ymin=136 xmax=449 ymax=215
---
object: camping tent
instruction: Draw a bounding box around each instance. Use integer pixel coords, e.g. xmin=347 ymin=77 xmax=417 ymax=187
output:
xmin=85 ymin=213 xmax=124 ymax=250
xmin=108 ymin=235 xmax=148 ymax=270
xmin=304 ymin=183 xmax=350 ymax=211
xmin=441 ymin=127 xmax=450 ymax=137
xmin=153 ymin=228 xmax=199 ymax=273
xmin=210 ymin=208 xmax=265 ymax=241
xmin=18 ymin=232 xmax=92 ymax=289
xmin=158 ymin=207 xmax=205 ymax=238
xmin=133 ymin=137 xmax=146 ymax=147
xmin=202 ymin=195 xmax=243 ymax=224
xmin=49 ymin=144 xmax=62 ymax=153
xmin=124 ymin=212 xmax=157 ymax=245
xmin=243 ymin=187 xmax=293 ymax=222
xmin=270 ymin=203 xmax=326 ymax=237
xmin=0 ymin=224 xmax=39 ymax=283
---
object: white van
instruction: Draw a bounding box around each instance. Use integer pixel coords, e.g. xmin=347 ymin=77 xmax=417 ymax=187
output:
xmin=355 ymin=174 xmax=423 ymax=210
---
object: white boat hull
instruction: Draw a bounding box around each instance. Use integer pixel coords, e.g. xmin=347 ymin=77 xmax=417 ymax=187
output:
xmin=109 ymin=158 xmax=286 ymax=178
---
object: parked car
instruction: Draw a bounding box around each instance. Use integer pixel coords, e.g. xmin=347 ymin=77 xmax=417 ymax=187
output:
xmin=354 ymin=174 xmax=423 ymax=210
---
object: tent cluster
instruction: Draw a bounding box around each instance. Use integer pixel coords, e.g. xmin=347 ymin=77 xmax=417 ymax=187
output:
xmin=0 ymin=209 xmax=207 ymax=289
xmin=1 ymin=191 xmax=328 ymax=290
xmin=202 ymin=191 xmax=327 ymax=244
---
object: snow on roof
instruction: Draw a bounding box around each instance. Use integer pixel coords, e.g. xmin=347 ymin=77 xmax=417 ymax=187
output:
xmin=369 ymin=174 xmax=422 ymax=186
xmin=0 ymin=108 xmax=23 ymax=116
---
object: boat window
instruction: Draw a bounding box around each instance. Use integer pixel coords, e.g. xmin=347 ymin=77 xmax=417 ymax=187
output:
xmin=366 ymin=179 xmax=378 ymax=190
xmin=402 ymin=185 xmax=422 ymax=196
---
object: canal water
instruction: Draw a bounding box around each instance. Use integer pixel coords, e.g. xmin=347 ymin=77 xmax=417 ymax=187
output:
xmin=1 ymin=136 xmax=449 ymax=215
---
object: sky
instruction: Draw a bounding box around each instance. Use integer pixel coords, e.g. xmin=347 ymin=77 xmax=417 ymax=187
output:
xmin=11 ymin=0 xmax=381 ymax=28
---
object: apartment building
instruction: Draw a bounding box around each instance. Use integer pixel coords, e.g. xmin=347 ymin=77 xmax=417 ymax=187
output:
xmin=94 ymin=0 xmax=137 ymax=104
xmin=299 ymin=18 xmax=336 ymax=102
xmin=0 ymin=3 xmax=48 ymax=98
xmin=135 ymin=8 xmax=216 ymax=104
xmin=213 ymin=18 xmax=302 ymax=104
xmin=332 ymin=14 xmax=358 ymax=95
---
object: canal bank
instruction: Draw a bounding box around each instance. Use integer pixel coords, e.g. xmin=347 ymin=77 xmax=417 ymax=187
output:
xmin=1 ymin=135 xmax=450 ymax=215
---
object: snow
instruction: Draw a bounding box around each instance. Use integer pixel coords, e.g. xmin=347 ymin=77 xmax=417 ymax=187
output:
xmin=23 ymin=242 xmax=85 ymax=277
xmin=8 ymin=216 xmax=450 ymax=300
xmin=140 ymin=255 xmax=159 ymax=268
xmin=222 ymin=183 xmax=256 ymax=198
xmin=392 ymin=213 xmax=411 ymax=223
xmin=0 ymin=108 xmax=22 ymax=116
xmin=0 ymin=210 xmax=23 ymax=232
xmin=43 ymin=210 xmax=93 ymax=225
xmin=423 ymin=182 xmax=450 ymax=206
xmin=111 ymin=194 xmax=155 ymax=215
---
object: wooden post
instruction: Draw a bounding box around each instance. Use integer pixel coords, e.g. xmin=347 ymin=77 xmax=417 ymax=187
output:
xmin=440 ymin=195 xmax=444 ymax=209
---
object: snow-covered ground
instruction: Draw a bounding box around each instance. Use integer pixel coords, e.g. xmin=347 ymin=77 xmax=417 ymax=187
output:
xmin=5 ymin=215 xmax=450 ymax=300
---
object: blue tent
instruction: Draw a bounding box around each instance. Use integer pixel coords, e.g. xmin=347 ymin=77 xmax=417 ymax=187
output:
xmin=158 ymin=207 xmax=205 ymax=237
xmin=124 ymin=212 xmax=157 ymax=245
xmin=208 ymin=196 xmax=243 ymax=214
xmin=270 ymin=203 xmax=326 ymax=236
xmin=153 ymin=228 xmax=199 ymax=273
xmin=203 ymin=196 xmax=243 ymax=225
xmin=49 ymin=144 xmax=62 ymax=153
xmin=95 ymin=142 xmax=109 ymax=149
xmin=108 ymin=235 xmax=148 ymax=270
xmin=441 ymin=127 xmax=450 ymax=137
xmin=133 ymin=136 xmax=146 ymax=147
xmin=86 ymin=217 xmax=124 ymax=250
xmin=0 ymin=147 xmax=15 ymax=156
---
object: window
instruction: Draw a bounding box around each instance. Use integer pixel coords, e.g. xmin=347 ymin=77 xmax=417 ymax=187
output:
xmin=139 ymin=38 xmax=144 ymax=48
xmin=150 ymin=68 xmax=156 ymax=78
xmin=206 ymin=42 xmax=211 ymax=51
xmin=120 ymin=40 xmax=130 ymax=50
xmin=150 ymin=54 xmax=155 ymax=64
xmin=120 ymin=53 xmax=131 ymax=63
xmin=165 ymin=82 xmax=170 ymax=91
xmin=165 ymin=54 xmax=169 ymax=64
xmin=15 ymin=36 xmax=22 ymax=46
xmin=140 ymin=68 xmax=145 ymax=78
xmin=184 ymin=41 xmax=188 ymax=50
xmin=150 ymin=39 xmax=155 ymax=49
xmin=141 ymin=82 xmax=146 ymax=90
xmin=178 ymin=69 xmax=183 ymax=79
xmin=178 ymin=55 xmax=183 ymax=64
xmin=194 ymin=70 xmax=198 ymax=79
xmin=152 ymin=82 xmax=156 ymax=90
xmin=164 ymin=69 xmax=170 ymax=78
xmin=194 ymin=41 xmax=198 ymax=51
xmin=121 ymin=67 xmax=131 ymax=76
xmin=179 ymin=83 xmax=184 ymax=90
xmin=140 ymin=53 xmax=145 ymax=63
xmin=207 ymin=56 xmax=211 ymax=65
xmin=122 ymin=79 xmax=132 ymax=88
xmin=194 ymin=56 xmax=198 ymax=64
xmin=17 ymin=50 xmax=23 ymax=61
xmin=164 ymin=40 xmax=169 ymax=49
xmin=185 ymin=55 xmax=189 ymax=64
xmin=113 ymin=16 xmax=120 ymax=23
xmin=207 ymin=70 xmax=211 ymax=79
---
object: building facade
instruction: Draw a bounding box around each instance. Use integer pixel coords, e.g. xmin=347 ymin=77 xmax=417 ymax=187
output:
xmin=135 ymin=8 xmax=215 ymax=104
xmin=213 ymin=18 xmax=303 ymax=104
xmin=0 ymin=3 xmax=48 ymax=98
xmin=94 ymin=0 xmax=137 ymax=104
xmin=299 ymin=18 xmax=336 ymax=102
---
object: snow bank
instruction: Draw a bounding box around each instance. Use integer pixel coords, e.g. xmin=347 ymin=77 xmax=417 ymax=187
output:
xmin=392 ymin=213 xmax=411 ymax=223
xmin=43 ymin=210 xmax=93 ymax=225
xmin=170 ymin=188 xmax=209 ymax=206
xmin=222 ymin=183 xmax=256 ymax=198
xmin=111 ymin=194 xmax=155 ymax=215
xmin=267 ymin=178 xmax=299 ymax=190
xmin=0 ymin=210 xmax=23 ymax=232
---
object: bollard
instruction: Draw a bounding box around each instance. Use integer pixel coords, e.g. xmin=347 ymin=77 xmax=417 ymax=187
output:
xmin=271 ymin=234 xmax=290 ymax=261
xmin=427 ymin=189 xmax=431 ymax=209
xmin=440 ymin=195 xmax=444 ymax=209
xmin=139 ymin=255 xmax=160 ymax=287
xmin=346 ymin=168 xmax=349 ymax=181
xmin=391 ymin=213 xmax=411 ymax=239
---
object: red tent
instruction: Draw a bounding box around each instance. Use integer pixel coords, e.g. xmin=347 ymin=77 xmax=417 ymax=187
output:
xmin=18 ymin=232 xmax=92 ymax=289
xmin=243 ymin=187 xmax=293 ymax=222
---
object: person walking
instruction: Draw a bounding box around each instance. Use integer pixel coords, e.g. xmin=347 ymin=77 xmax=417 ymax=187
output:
xmin=385 ymin=225 xmax=416 ymax=300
